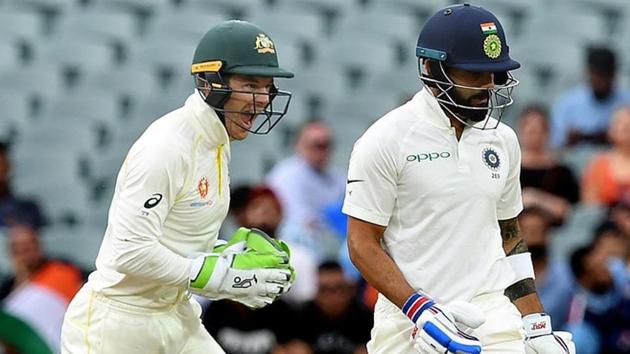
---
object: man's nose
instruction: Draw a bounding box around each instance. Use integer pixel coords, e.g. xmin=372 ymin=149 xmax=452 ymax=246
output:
xmin=254 ymin=92 xmax=270 ymax=109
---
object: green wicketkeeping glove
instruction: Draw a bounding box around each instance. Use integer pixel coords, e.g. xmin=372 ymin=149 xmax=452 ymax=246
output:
xmin=188 ymin=228 xmax=294 ymax=308
xmin=244 ymin=228 xmax=296 ymax=283
xmin=215 ymin=227 xmax=296 ymax=282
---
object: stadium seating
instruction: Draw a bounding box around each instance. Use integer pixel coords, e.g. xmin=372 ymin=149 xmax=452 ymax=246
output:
xmin=248 ymin=9 xmax=325 ymax=45
xmin=41 ymin=225 xmax=104 ymax=270
xmin=5 ymin=0 xmax=75 ymax=13
xmin=0 ymin=64 xmax=65 ymax=99
xmin=147 ymin=11 xmax=228 ymax=43
xmin=0 ymin=40 xmax=22 ymax=70
xmin=33 ymin=37 xmax=117 ymax=82
xmin=181 ymin=0 xmax=262 ymax=19
xmin=0 ymin=92 xmax=31 ymax=137
xmin=370 ymin=0 xmax=452 ymax=18
xmin=0 ymin=0 xmax=626 ymax=259
xmin=0 ymin=9 xmax=43 ymax=43
xmin=0 ymin=228 xmax=11 ymax=275
xmin=90 ymin=0 xmax=172 ymax=14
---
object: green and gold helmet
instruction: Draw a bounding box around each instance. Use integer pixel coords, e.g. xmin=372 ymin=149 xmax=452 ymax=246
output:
xmin=192 ymin=20 xmax=294 ymax=134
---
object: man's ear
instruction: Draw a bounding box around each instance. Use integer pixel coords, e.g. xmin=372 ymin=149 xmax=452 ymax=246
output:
xmin=421 ymin=59 xmax=431 ymax=76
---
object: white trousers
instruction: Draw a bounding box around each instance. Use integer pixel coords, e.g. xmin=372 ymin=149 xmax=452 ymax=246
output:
xmin=367 ymin=292 xmax=526 ymax=353
xmin=61 ymin=285 xmax=224 ymax=354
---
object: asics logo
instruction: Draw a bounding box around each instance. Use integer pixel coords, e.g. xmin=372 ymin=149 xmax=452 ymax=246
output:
xmin=406 ymin=152 xmax=451 ymax=162
xmin=232 ymin=275 xmax=258 ymax=289
xmin=143 ymin=193 xmax=163 ymax=209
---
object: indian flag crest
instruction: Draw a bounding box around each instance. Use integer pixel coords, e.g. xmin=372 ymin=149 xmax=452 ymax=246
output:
xmin=480 ymin=22 xmax=497 ymax=34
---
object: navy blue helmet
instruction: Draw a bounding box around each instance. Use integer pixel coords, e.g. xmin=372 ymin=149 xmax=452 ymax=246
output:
xmin=416 ymin=3 xmax=520 ymax=129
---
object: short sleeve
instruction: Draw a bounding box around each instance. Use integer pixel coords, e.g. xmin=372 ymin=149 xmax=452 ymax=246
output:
xmin=342 ymin=128 xmax=399 ymax=226
xmin=497 ymin=127 xmax=524 ymax=220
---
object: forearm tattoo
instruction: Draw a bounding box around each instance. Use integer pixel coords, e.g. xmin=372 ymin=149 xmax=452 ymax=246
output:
xmin=499 ymin=217 xmax=537 ymax=301
xmin=499 ymin=217 xmax=527 ymax=255
xmin=506 ymin=239 xmax=528 ymax=256
xmin=505 ymin=278 xmax=537 ymax=302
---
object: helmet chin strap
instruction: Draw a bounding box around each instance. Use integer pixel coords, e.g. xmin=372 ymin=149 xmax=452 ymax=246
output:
xmin=195 ymin=73 xmax=231 ymax=121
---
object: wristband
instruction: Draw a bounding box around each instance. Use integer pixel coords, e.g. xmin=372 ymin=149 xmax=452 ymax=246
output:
xmin=402 ymin=292 xmax=435 ymax=322
xmin=506 ymin=252 xmax=535 ymax=284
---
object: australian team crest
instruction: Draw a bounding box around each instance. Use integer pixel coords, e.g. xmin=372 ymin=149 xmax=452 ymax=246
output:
xmin=482 ymin=148 xmax=500 ymax=171
xmin=254 ymin=33 xmax=275 ymax=54
xmin=198 ymin=177 xmax=209 ymax=199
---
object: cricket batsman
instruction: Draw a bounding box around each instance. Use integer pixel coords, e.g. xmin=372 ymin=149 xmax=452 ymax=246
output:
xmin=343 ymin=4 xmax=576 ymax=353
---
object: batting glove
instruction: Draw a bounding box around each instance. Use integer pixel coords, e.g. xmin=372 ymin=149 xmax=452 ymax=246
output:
xmin=523 ymin=313 xmax=575 ymax=354
xmin=404 ymin=292 xmax=486 ymax=354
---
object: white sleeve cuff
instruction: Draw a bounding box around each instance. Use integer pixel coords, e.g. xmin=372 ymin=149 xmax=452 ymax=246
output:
xmin=342 ymin=203 xmax=390 ymax=227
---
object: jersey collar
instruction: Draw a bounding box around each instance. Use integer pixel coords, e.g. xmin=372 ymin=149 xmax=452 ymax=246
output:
xmin=411 ymin=88 xmax=453 ymax=130
xmin=186 ymin=90 xmax=230 ymax=146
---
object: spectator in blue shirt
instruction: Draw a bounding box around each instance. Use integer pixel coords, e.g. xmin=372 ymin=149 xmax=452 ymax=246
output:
xmin=550 ymin=46 xmax=630 ymax=149
xmin=566 ymin=241 xmax=630 ymax=354
xmin=266 ymin=121 xmax=345 ymax=259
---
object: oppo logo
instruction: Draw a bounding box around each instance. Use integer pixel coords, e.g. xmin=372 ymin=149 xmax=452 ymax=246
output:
xmin=406 ymin=152 xmax=451 ymax=162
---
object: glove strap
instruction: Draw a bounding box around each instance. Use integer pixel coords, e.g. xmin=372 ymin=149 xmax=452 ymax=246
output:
xmin=403 ymin=292 xmax=435 ymax=323
xmin=523 ymin=313 xmax=552 ymax=338
xmin=189 ymin=253 xmax=229 ymax=290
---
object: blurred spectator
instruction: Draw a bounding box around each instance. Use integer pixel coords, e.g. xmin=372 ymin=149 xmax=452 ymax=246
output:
xmin=296 ymin=261 xmax=372 ymax=354
xmin=519 ymin=105 xmax=579 ymax=223
xmin=202 ymin=299 xmax=306 ymax=354
xmin=266 ymin=121 xmax=345 ymax=259
xmin=593 ymin=221 xmax=629 ymax=262
xmin=220 ymin=184 xmax=253 ymax=240
xmin=518 ymin=206 xmax=573 ymax=329
xmin=610 ymin=201 xmax=630 ymax=241
xmin=240 ymin=185 xmax=317 ymax=304
xmin=566 ymin=243 xmax=630 ymax=354
xmin=0 ymin=224 xmax=83 ymax=353
xmin=550 ymin=46 xmax=630 ymax=149
xmin=0 ymin=141 xmax=45 ymax=229
xmin=581 ymin=106 xmax=630 ymax=205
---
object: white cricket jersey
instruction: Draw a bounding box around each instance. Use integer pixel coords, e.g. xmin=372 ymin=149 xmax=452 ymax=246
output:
xmin=343 ymin=88 xmax=523 ymax=304
xmin=88 ymin=91 xmax=231 ymax=308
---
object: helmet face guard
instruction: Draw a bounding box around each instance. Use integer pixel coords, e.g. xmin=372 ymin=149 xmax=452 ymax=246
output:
xmin=191 ymin=20 xmax=295 ymax=135
xmin=415 ymin=4 xmax=521 ymax=130
xmin=419 ymin=59 xmax=519 ymax=130
xmin=195 ymin=71 xmax=292 ymax=135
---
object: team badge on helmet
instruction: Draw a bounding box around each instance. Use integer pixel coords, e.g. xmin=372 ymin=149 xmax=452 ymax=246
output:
xmin=482 ymin=148 xmax=501 ymax=171
xmin=483 ymin=34 xmax=502 ymax=59
xmin=254 ymin=33 xmax=275 ymax=54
